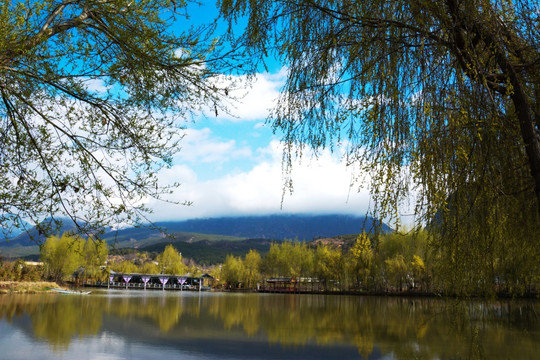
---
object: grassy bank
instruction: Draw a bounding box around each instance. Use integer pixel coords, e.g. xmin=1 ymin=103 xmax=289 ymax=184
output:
xmin=0 ymin=281 xmax=61 ymax=294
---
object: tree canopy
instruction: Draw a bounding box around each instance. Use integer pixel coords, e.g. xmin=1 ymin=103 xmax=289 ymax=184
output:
xmin=0 ymin=0 xmax=233 ymax=238
xmin=157 ymin=244 xmax=186 ymax=275
xmin=219 ymin=0 xmax=540 ymax=293
xmin=219 ymin=0 xmax=540 ymax=224
xmin=41 ymin=233 xmax=84 ymax=281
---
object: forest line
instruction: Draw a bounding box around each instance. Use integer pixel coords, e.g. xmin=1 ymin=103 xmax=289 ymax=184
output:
xmin=2 ymin=228 xmax=538 ymax=297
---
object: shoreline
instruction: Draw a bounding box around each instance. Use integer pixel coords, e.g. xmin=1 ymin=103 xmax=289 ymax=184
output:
xmin=2 ymin=281 xmax=539 ymax=300
xmin=86 ymin=283 xmax=540 ymax=300
xmin=0 ymin=281 xmax=62 ymax=294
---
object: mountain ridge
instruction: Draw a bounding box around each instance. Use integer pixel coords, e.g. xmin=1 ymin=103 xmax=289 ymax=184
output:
xmin=151 ymin=214 xmax=391 ymax=240
xmin=0 ymin=214 xmax=392 ymax=261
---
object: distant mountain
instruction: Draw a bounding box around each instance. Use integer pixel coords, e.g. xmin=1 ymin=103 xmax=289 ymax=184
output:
xmin=0 ymin=214 xmax=392 ymax=261
xmin=1 ymin=217 xmax=78 ymax=247
xmin=152 ymin=214 xmax=391 ymax=241
xmin=137 ymin=238 xmax=275 ymax=265
xmin=0 ymin=215 xmax=31 ymax=242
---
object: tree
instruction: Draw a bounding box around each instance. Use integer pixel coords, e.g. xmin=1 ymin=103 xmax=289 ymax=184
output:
xmin=222 ymin=254 xmax=244 ymax=288
xmin=263 ymin=242 xmax=283 ymax=277
xmin=243 ymin=249 xmax=261 ymax=288
xmin=186 ymin=258 xmax=202 ymax=278
xmin=410 ymin=255 xmax=426 ymax=291
xmin=219 ymin=0 xmax=540 ymax=295
xmin=220 ymin=0 xmax=539 ymax=217
xmin=41 ymin=233 xmax=84 ymax=282
xmin=348 ymin=233 xmax=373 ymax=290
xmin=385 ymin=254 xmax=409 ymax=291
xmin=314 ymin=243 xmax=343 ymax=291
xmin=0 ymin=259 xmax=43 ymax=281
xmin=139 ymin=260 xmax=160 ymax=275
xmin=0 ymin=0 xmax=234 ymax=238
xmin=110 ymin=259 xmax=138 ymax=274
xmin=156 ymin=244 xmax=186 ymax=275
xmin=82 ymin=238 xmax=108 ymax=282
xmin=294 ymin=241 xmax=315 ymax=279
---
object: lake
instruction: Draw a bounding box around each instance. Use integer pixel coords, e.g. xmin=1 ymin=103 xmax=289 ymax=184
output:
xmin=0 ymin=290 xmax=538 ymax=359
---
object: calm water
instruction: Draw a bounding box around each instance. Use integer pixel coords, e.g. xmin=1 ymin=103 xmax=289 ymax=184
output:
xmin=0 ymin=290 xmax=538 ymax=359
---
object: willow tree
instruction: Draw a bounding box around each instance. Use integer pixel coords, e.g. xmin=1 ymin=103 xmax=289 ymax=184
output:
xmin=41 ymin=233 xmax=85 ymax=282
xmin=220 ymin=0 xmax=540 ymax=294
xmin=348 ymin=233 xmax=373 ymax=290
xmin=0 ymin=0 xmax=234 ymax=239
xmin=157 ymin=244 xmax=186 ymax=275
xmin=222 ymin=254 xmax=244 ymax=288
xmin=82 ymin=236 xmax=108 ymax=281
xmin=243 ymin=249 xmax=261 ymax=289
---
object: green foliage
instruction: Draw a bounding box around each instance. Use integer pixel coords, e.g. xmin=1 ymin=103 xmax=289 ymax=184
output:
xmin=156 ymin=244 xmax=187 ymax=275
xmin=347 ymin=233 xmax=374 ymax=290
xmin=139 ymin=261 xmax=160 ymax=275
xmin=217 ymin=228 xmax=540 ymax=295
xmin=40 ymin=233 xmax=110 ymax=282
xmin=0 ymin=0 xmax=235 ymax=236
xmin=110 ymin=260 xmax=138 ymax=274
xmin=384 ymin=254 xmax=409 ymax=291
xmin=243 ymin=249 xmax=261 ymax=288
xmin=314 ymin=244 xmax=344 ymax=290
xmin=219 ymin=0 xmax=540 ymax=296
xmin=263 ymin=240 xmax=314 ymax=279
xmin=40 ymin=233 xmax=85 ymax=282
xmin=410 ymin=255 xmax=427 ymax=291
xmin=82 ymin=238 xmax=108 ymax=282
xmin=263 ymin=242 xmax=282 ymax=277
xmin=0 ymin=259 xmax=43 ymax=281
xmin=139 ymin=237 xmax=271 ymax=265
xmin=219 ymin=249 xmax=263 ymax=288
xmin=222 ymin=254 xmax=244 ymax=288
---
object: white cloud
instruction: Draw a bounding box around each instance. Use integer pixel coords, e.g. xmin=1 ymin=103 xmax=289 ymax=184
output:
xmin=84 ymin=78 xmax=109 ymax=93
xmin=146 ymin=140 xmax=371 ymax=221
xmin=140 ymin=67 xmax=413 ymax=225
xmin=205 ymin=68 xmax=287 ymax=122
xmin=175 ymin=128 xmax=252 ymax=165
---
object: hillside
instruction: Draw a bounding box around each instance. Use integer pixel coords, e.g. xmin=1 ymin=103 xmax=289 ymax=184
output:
xmin=0 ymin=216 xmax=31 ymax=242
xmin=152 ymin=214 xmax=390 ymax=240
xmin=0 ymin=217 xmax=79 ymax=247
xmin=0 ymin=214 xmax=391 ymax=262
xmin=311 ymin=234 xmax=365 ymax=251
xmin=136 ymin=238 xmax=274 ymax=265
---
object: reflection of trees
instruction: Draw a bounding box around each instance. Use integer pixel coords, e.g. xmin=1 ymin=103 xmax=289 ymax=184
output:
xmin=209 ymin=294 xmax=261 ymax=336
xmin=207 ymin=295 xmax=540 ymax=359
xmin=32 ymin=297 xmax=102 ymax=351
xmin=1 ymin=294 xmax=539 ymax=358
xmin=0 ymin=294 xmax=56 ymax=322
xmin=107 ymin=296 xmax=188 ymax=333
xmin=0 ymin=294 xmax=101 ymax=351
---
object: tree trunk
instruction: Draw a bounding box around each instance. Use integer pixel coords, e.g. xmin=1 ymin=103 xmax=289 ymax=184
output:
xmin=500 ymin=58 xmax=540 ymax=215
xmin=445 ymin=0 xmax=540 ymax=215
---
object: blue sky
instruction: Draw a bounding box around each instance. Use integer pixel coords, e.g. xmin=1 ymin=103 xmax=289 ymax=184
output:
xmin=142 ymin=2 xmax=385 ymax=222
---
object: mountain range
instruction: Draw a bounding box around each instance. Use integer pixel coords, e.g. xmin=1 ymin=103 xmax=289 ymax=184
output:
xmin=0 ymin=214 xmax=392 ymax=263
xmin=149 ymin=214 xmax=388 ymax=240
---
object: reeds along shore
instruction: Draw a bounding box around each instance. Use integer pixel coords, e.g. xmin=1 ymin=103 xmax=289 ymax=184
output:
xmin=0 ymin=281 xmax=61 ymax=294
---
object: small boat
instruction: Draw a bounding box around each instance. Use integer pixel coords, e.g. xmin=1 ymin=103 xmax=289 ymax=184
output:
xmin=52 ymin=288 xmax=91 ymax=295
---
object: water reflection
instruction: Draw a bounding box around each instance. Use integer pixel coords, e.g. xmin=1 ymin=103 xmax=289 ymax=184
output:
xmin=0 ymin=291 xmax=539 ymax=359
